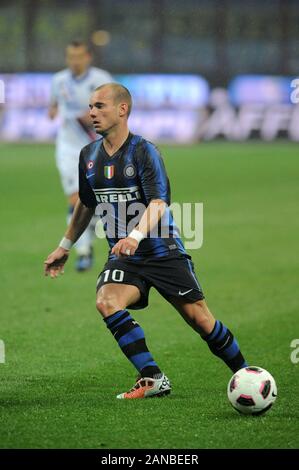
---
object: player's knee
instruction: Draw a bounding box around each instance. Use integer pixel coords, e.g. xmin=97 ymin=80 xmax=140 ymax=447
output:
xmin=96 ymin=294 xmax=122 ymax=317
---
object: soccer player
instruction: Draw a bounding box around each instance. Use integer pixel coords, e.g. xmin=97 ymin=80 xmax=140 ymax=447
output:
xmin=44 ymin=83 xmax=248 ymax=399
xmin=48 ymin=40 xmax=113 ymax=271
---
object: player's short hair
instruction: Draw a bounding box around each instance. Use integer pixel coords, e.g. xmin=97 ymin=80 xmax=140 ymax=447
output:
xmin=67 ymin=40 xmax=92 ymax=54
xmin=95 ymin=83 xmax=132 ymax=117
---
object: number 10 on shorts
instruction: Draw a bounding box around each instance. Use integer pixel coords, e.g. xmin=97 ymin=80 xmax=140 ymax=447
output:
xmin=101 ymin=269 xmax=125 ymax=283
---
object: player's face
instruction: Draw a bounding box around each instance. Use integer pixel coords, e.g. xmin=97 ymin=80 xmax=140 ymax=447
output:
xmin=66 ymin=46 xmax=92 ymax=76
xmin=89 ymin=89 xmax=121 ymax=135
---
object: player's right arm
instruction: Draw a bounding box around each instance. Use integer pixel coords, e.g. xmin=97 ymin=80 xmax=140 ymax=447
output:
xmin=44 ymin=200 xmax=95 ymax=278
xmin=44 ymin=148 xmax=97 ymax=278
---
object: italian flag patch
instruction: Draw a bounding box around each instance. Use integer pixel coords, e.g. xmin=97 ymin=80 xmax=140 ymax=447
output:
xmin=104 ymin=165 xmax=114 ymax=179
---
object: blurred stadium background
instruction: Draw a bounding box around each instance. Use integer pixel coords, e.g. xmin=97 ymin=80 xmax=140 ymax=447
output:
xmin=1 ymin=0 xmax=299 ymax=142
xmin=0 ymin=0 xmax=299 ymax=450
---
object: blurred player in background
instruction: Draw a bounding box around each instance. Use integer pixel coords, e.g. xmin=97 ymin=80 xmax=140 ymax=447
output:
xmin=45 ymin=83 xmax=248 ymax=399
xmin=48 ymin=40 xmax=113 ymax=271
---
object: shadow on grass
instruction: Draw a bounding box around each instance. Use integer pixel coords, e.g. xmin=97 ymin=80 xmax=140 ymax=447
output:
xmin=1 ymin=374 xmax=293 ymax=422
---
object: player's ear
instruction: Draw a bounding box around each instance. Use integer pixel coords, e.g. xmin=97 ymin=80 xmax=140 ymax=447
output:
xmin=118 ymin=102 xmax=128 ymax=117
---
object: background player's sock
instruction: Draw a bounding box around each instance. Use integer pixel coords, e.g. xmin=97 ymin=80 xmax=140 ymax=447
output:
xmin=67 ymin=205 xmax=92 ymax=256
xmin=104 ymin=310 xmax=161 ymax=378
xmin=203 ymin=320 xmax=248 ymax=373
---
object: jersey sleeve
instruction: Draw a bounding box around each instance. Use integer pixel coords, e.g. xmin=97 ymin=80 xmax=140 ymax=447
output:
xmin=78 ymin=151 xmax=97 ymax=208
xmin=137 ymin=141 xmax=170 ymax=205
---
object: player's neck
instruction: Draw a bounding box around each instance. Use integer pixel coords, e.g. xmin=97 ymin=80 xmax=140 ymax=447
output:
xmin=103 ymin=128 xmax=130 ymax=157
xmin=71 ymin=67 xmax=90 ymax=80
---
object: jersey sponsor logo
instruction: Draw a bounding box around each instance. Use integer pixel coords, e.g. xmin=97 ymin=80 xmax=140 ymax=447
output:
xmin=87 ymin=160 xmax=94 ymax=169
xmin=124 ymin=164 xmax=136 ymax=178
xmin=104 ymin=165 xmax=115 ymax=179
xmin=93 ymin=185 xmax=141 ymax=203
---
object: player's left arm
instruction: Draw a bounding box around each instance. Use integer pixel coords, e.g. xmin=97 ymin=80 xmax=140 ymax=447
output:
xmin=112 ymin=142 xmax=169 ymax=257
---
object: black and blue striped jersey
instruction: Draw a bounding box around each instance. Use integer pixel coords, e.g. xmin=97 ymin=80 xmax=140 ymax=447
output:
xmin=78 ymin=132 xmax=187 ymax=260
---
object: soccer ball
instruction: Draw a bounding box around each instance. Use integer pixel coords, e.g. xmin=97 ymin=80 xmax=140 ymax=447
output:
xmin=227 ymin=366 xmax=277 ymax=415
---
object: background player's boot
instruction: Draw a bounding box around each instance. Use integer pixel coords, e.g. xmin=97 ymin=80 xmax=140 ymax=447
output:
xmin=116 ymin=373 xmax=171 ymax=399
xmin=75 ymin=247 xmax=93 ymax=272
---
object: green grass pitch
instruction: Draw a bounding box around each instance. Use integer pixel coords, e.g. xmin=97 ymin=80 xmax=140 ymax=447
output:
xmin=0 ymin=141 xmax=298 ymax=449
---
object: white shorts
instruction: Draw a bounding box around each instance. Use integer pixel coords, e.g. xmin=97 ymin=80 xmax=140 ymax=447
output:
xmin=55 ymin=145 xmax=81 ymax=196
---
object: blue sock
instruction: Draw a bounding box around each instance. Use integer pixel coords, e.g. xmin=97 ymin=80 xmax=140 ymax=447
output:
xmin=204 ymin=320 xmax=248 ymax=372
xmin=104 ymin=310 xmax=162 ymax=378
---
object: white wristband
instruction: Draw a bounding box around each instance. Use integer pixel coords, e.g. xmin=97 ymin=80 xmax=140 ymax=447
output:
xmin=128 ymin=229 xmax=145 ymax=244
xmin=59 ymin=237 xmax=73 ymax=250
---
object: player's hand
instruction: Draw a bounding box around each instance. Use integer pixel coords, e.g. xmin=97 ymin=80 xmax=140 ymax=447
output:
xmin=44 ymin=247 xmax=70 ymax=278
xmin=111 ymin=237 xmax=139 ymax=258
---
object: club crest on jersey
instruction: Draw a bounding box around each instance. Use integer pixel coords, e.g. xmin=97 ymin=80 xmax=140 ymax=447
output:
xmin=87 ymin=160 xmax=94 ymax=169
xmin=104 ymin=165 xmax=115 ymax=179
xmin=124 ymin=164 xmax=136 ymax=178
